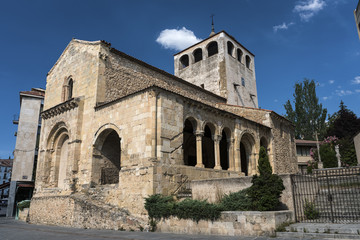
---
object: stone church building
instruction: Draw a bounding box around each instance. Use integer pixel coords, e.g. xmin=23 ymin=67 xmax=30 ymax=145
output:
xmin=30 ymin=31 xmax=297 ymax=228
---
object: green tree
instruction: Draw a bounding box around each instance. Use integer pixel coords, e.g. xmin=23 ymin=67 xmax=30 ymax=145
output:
xmin=247 ymin=146 xmax=285 ymax=211
xmin=325 ymin=101 xmax=360 ymax=166
xmin=284 ymin=79 xmax=327 ymax=140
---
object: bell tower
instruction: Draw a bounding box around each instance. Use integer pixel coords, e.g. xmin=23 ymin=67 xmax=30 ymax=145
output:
xmin=174 ymin=31 xmax=258 ymax=108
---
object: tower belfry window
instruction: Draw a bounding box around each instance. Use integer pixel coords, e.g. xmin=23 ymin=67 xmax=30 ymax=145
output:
xmin=237 ymin=49 xmax=243 ymax=62
xmin=193 ymin=48 xmax=202 ymax=63
xmin=246 ymin=55 xmax=251 ymax=69
xmin=207 ymin=41 xmax=218 ymax=57
xmin=180 ymin=55 xmax=189 ymax=69
xmin=227 ymin=41 xmax=234 ymax=56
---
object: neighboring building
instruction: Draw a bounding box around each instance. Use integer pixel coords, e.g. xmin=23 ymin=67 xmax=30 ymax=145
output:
xmin=354 ymin=132 xmax=360 ymax=165
xmin=355 ymin=0 xmax=360 ymax=40
xmin=0 ymin=159 xmax=13 ymax=204
xmin=7 ymin=88 xmax=45 ymax=217
xmin=29 ymin=31 xmax=298 ymax=228
xmin=295 ymin=139 xmax=317 ymax=174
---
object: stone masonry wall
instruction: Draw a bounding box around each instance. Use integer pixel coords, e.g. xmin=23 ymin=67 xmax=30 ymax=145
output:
xmin=102 ymin=46 xmax=225 ymax=107
xmin=191 ymin=175 xmax=295 ymax=212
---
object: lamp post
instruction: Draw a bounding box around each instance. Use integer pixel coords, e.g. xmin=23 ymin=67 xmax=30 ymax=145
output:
xmin=315 ymin=131 xmax=323 ymax=169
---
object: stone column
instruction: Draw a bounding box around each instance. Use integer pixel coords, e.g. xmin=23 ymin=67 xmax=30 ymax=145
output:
xmin=213 ymin=134 xmax=222 ymax=170
xmin=228 ymin=138 xmax=235 ymax=171
xmin=234 ymin=138 xmax=241 ymax=172
xmin=195 ymin=131 xmax=204 ymax=168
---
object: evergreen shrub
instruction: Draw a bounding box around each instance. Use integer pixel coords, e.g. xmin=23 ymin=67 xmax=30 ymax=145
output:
xmin=247 ymin=146 xmax=285 ymax=211
xmin=220 ymin=188 xmax=251 ymax=211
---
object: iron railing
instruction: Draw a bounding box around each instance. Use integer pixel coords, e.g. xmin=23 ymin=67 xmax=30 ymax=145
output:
xmin=291 ymin=166 xmax=360 ymax=223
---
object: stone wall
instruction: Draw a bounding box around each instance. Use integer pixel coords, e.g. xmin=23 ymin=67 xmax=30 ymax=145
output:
xmin=354 ymin=133 xmax=360 ymax=165
xmin=29 ymin=195 xmax=147 ymax=230
xmin=157 ymin=210 xmax=293 ymax=237
xmin=191 ymin=175 xmax=295 ymax=212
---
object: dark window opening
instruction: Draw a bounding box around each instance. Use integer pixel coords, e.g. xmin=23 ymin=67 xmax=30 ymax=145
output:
xmin=227 ymin=41 xmax=234 ymax=56
xmin=193 ymin=48 xmax=203 ymax=63
xmin=180 ymin=55 xmax=189 ymax=68
xmin=241 ymin=77 xmax=245 ymax=87
xmin=237 ymin=49 xmax=243 ymax=62
xmin=246 ymin=55 xmax=251 ymax=69
xmin=207 ymin=41 xmax=218 ymax=57
xmin=68 ymin=79 xmax=73 ymax=100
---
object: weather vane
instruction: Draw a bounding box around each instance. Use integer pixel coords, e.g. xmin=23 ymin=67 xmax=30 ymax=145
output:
xmin=210 ymin=14 xmax=215 ymax=36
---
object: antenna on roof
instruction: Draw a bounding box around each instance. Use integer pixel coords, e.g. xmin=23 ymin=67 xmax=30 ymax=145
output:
xmin=210 ymin=14 xmax=215 ymax=36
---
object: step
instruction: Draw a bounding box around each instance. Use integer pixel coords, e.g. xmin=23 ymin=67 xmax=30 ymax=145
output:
xmin=277 ymin=231 xmax=360 ymax=239
xmin=277 ymin=223 xmax=360 ymax=239
xmin=284 ymin=223 xmax=360 ymax=234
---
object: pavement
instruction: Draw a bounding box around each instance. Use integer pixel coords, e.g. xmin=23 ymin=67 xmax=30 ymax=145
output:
xmin=0 ymin=217 xmax=318 ymax=240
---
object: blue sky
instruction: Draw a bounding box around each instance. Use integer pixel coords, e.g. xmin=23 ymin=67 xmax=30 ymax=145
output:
xmin=0 ymin=0 xmax=359 ymax=158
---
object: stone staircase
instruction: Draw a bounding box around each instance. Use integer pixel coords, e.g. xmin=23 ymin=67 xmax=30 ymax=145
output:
xmin=276 ymin=223 xmax=360 ymax=239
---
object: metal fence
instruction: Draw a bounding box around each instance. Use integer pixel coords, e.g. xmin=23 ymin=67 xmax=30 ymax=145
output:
xmin=291 ymin=167 xmax=360 ymax=223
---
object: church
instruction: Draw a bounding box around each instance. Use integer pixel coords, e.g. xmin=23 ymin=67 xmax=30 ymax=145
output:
xmin=29 ymin=29 xmax=298 ymax=228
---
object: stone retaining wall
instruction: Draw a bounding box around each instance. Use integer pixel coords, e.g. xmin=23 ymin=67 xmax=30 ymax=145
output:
xmin=29 ymin=195 xmax=147 ymax=230
xmin=191 ymin=174 xmax=294 ymax=212
xmin=157 ymin=210 xmax=293 ymax=236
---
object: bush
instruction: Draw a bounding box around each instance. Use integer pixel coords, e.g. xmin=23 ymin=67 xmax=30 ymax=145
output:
xmin=304 ymin=199 xmax=319 ymax=220
xmin=220 ymin=188 xmax=251 ymax=211
xmin=144 ymin=194 xmax=175 ymax=220
xmin=174 ymin=199 xmax=222 ymax=222
xmin=247 ymin=146 xmax=285 ymax=211
xmin=320 ymin=143 xmax=337 ymax=168
xmin=144 ymin=195 xmax=222 ymax=223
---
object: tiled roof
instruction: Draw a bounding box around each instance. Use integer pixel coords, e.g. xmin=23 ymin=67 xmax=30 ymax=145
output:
xmin=0 ymin=159 xmax=13 ymax=167
xmin=295 ymin=139 xmax=318 ymax=146
xmin=20 ymin=88 xmax=45 ymax=97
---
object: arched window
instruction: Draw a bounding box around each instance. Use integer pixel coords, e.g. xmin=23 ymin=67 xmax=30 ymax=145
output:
xmin=227 ymin=41 xmax=234 ymax=56
xmin=207 ymin=41 xmax=218 ymax=57
xmin=193 ymin=48 xmax=203 ymax=63
xmin=67 ymin=78 xmax=73 ymax=100
xmin=237 ymin=49 xmax=243 ymax=62
xmin=179 ymin=55 xmax=189 ymax=69
xmin=246 ymin=55 xmax=251 ymax=69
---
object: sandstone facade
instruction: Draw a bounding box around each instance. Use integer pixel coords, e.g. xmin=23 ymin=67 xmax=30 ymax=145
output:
xmin=30 ymin=32 xmax=297 ymax=227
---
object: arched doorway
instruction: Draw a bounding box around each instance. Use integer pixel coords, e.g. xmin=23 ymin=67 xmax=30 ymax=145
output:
xmin=202 ymin=124 xmax=215 ymax=168
xmin=183 ymin=119 xmax=196 ymax=166
xmin=240 ymin=133 xmax=255 ymax=176
xmin=93 ymin=129 xmax=121 ymax=185
xmin=220 ymin=129 xmax=230 ymax=170
xmin=240 ymin=142 xmax=248 ymax=176
xmin=56 ymin=135 xmax=69 ymax=189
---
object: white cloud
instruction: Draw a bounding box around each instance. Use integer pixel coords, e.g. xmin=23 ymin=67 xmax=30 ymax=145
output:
xmin=329 ymin=80 xmax=335 ymax=84
xmin=156 ymin=27 xmax=202 ymax=51
xmin=294 ymin=0 xmax=326 ymax=21
xmin=335 ymin=89 xmax=353 ymax=96
xmin=274 ymin=99 xmax=279 ymax=102
xmin=351 ymin=76 xmax=360 ymax=84
xmin=322 ymin=96 xmax=328 ymax=100
xmin=273 ymin=22 xmax=295 ymax=32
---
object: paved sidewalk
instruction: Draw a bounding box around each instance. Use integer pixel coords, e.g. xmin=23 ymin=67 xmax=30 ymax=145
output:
xmin=0 ymin=217 xmax=316 ymax=240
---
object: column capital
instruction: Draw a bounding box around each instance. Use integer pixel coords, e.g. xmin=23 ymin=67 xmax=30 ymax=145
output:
xmin=195 ymin=130 xmax=204 ymax=137
xmin=213 ymin=134 xmax=222 ymax=142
